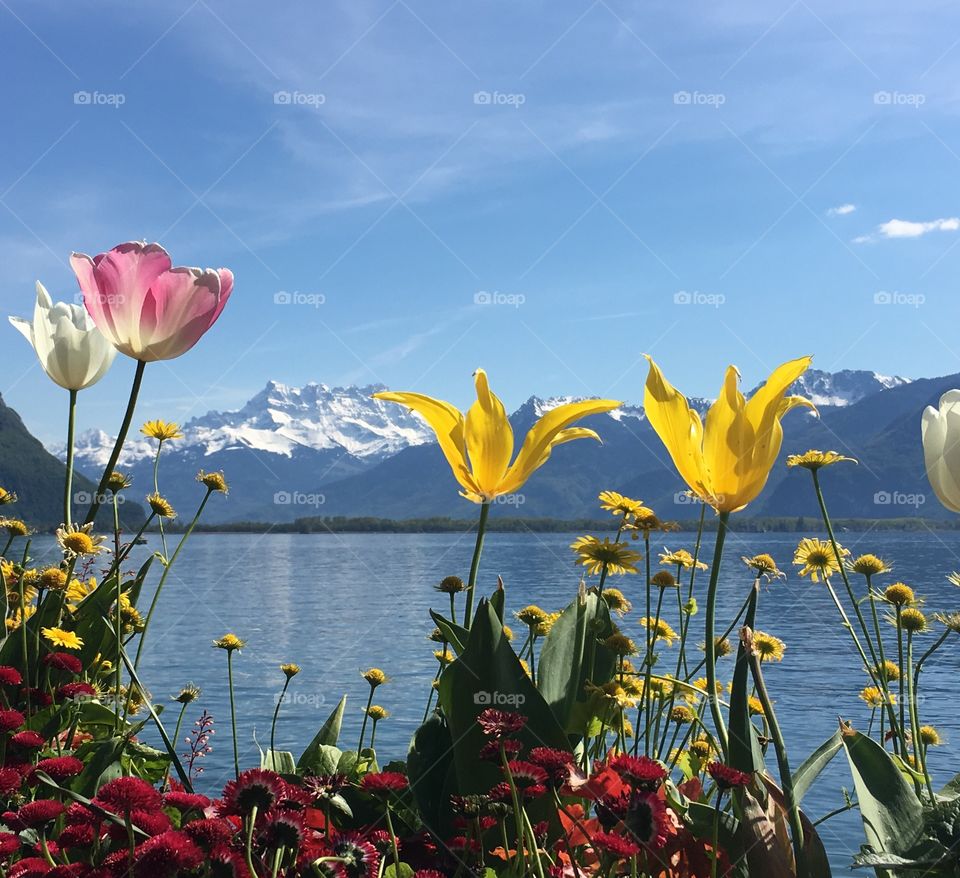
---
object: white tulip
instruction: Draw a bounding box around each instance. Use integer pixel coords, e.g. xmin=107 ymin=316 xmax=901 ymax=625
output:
xmin=9 ymin=281 xmax=116 ymax=391
xmin=921 ymin=389 xmax=960 ymax=513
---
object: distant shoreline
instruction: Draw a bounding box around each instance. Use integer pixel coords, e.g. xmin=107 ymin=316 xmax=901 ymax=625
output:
xmin=150 ymin=515 xmax=960 ymax=535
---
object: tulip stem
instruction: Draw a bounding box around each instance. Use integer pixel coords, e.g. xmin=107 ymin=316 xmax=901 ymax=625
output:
xmin=85 ymin=359 xmax=146 ymax=525
xmin=64 ymin=389 xmax=77 ymax=528
xmin=704 ymin=511 xmax=730 ymax=759
xmin=463 ymin=501 xmax=491 ymax=629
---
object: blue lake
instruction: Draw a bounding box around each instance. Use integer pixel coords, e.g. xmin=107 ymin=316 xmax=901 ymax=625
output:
xmin=24 ymin=529 xmax=960 ymax=871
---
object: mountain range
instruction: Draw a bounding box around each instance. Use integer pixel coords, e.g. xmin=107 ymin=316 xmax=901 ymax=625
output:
xmin=35 ymin=367 xmax=952 ymax=525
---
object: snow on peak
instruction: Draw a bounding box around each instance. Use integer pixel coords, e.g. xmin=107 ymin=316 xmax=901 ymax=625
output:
xmin=787 ymin=369 xmax=911 ymax=407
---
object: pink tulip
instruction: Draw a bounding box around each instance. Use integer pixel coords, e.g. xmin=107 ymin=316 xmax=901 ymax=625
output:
xmin=69 ymin=241 xmax=233 ymax=362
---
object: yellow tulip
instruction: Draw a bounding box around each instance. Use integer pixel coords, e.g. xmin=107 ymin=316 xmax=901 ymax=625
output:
xmin=374 ymin=370 xmax=621 ymax=502
xmin=643 ymin=355 xmax=815 ymax=513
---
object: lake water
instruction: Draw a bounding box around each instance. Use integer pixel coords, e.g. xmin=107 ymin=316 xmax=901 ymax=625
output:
xmin=23 ymin=529 xmax=960 ymax=872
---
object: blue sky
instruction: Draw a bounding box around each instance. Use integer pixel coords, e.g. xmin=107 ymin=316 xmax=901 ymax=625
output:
xmin=3 ymin=0 xmax=960 ymax=443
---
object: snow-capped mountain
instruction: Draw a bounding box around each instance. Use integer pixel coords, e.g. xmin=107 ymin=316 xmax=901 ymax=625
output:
xmin=786 ymin=369 xmax=910 ymax=407
xmin=63 ymin=382 xmax=437 ymax=469
xmin=54 ymin=369 xmax=915 ymax=523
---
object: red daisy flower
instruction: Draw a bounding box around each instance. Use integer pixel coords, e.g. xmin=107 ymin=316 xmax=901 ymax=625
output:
xmin=94 ymin=776 xmax=162 ymax=814
xmin=303 ymin=773 xmax=348 ymax=802
xmin=10 ymin=730 xmax=45 ymax=750
xmin=528 ymin=746 xmax=574 ymax=784
xmin=41 ymin=652 xmax=82 ymax=674
xmin=332 ymin=831 xmax=381 ymax=878
xmin=260 ymin=810 xmax=305 ymax=849
xmin=31 ymin=756 xmax=84 ymax=784
xmin=506 ymin=760 xmax=548 ymax=787
xmin=0 ymin=667 xmax=22 ymax=686
xmin=706 ymin=762 xmax=752 ymax=791
xmin=134 ymin=829 xmax=204 ymax=877
xmin=593 ymin=829 xmax=641 ymax=859
xmin=219 ymin=768 xmax=285 ymax=816
xmin=360 ymin=771 xmax=409 ymax=796
xmin=0 ymin=709 xmax=25 ymax=732
xmin=0 ymin=831 xmax=20 ymax=855
xmin=476 ymin=708 xmax=527 ymax=739
xmin=479 ymin=738 xmax=521 ymax=761
xmin=163 ymin=791 xmax=211 ymax=812
xmin=0 ymin=766 xmax=23 ymax=795
xmin=16 ymin=799 xmax=65 ymax=827
xmin=57 ymin=823 xmax=95 ymax=849
xmin=57 ymin=682 xmax=96 ymax=702
xmin=607 ymin=754 xmax=668 ymax=790
xmin=8 ymin=857 xmax=51 ymax=877
xmin=622 ymin=790 xmax=669 ymax=849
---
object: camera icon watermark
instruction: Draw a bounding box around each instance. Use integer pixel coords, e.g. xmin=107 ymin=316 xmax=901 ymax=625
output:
xmin=473 ymin=90 xmax=526 ymax=108
xmin=873 ymin=91 xmax=925 ymax=108
xmin=74 ymin=491 xmax=125 ymax=506
xmin=474 ymin=690 xmax=526 ymax=707
xmin=473 ymin=290 xmax=525 ymax=308
xmin=273 ymin=90 xmax=326 ymax=108
xmin=74 ymin=90 xmax=126 ymax=108
xmin=274 ymin=291 xmax=325 ymax=308
xmin=673 ymin=90 xmax=726 ymax=108
xmin=873 ymin=490 xmax=925 ymax=508
xmin=273 ymin=491 xmax=325 ymax=507
xmin=673 ymin=290 xmax=725 ymax=308
xmin=873 ymin=291 xmax=924 ymax=308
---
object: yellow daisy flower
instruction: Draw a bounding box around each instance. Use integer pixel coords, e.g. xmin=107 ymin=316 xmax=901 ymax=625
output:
xmin=793 ymin=537 xmax=847 ymax=582
xmin=141 ymin=420 xmax=183 ymax=441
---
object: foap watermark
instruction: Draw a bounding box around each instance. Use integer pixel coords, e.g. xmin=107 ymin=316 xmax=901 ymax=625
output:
xmin=473 ymin=690 xmax=526 ymax=707
xmin=673 ymin=90 xmax=726 ymax=108
xmin=273 ymin=491 xmax=325 ymax=507
xmin=874 ymin=291 xmax=924 ymax=308
xmin=274 ymin=691 xmax=326 ymax=708
xmin=274 ymin=90 xmax=326 ymax=108
xmin=873 ymin=90 xmax=925 ymax=108
xmin=674 ymin=290 xmax=725 ymax=308
xmin=874 ymin=490 xmax=926 ymax=508
xmin=673 ymin=491 xmax=720 ymax=507
xmin=74 ymin=491 xmax=125 ymax=506
xmin=74 ymin=90 xmax=126 ymax=108
xmin=274 ymin=291 xmax=325 ymax=308
xmin=75 ymin=292 xmax=125 ymax=306
xmin=473 ymin=90 xmax=526 ymax=108
xmin=492 ymin=493 xmax=525 ymax=507
xmin=474 ymin=290 xmax=525 ymax=308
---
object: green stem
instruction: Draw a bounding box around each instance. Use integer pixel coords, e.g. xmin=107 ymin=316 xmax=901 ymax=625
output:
xmin=134 ymin=491 xmax=211 ymax=669
xmin=64 ymin=389 xmax=77 ymax=528
xmin=358 ymin=687 xmax=375 ymax=752
xmin=383 ymin=804 xmax=402 ymax=870
xmin=85 ymin=359 xmax=146 ymax=525
xmin=245 ymin=805 xmax=260 ymax=878
xmin=164 ymin=701 xmax=189 ymax=786
xmin=228 ymin=651 xmax=240 ymax=779
xmin=463 ymin=502 xmax=490 ymax=629
xmin=270 ymin=677 xmax=291 ymax=756
xmin=153 ymin=440 xmax=169 ymax=561
xmin=704 ymin=511 xmax=731 ymax=757
xmin=906 ymin=633 xmax=933 ymax=798
xmin=710 ymin=789 xmax=722 ymax=878
xmin=747 ymin=638 xmax=806 ymax=878
xmin=866 ymin=578 xmax=901 ymax=753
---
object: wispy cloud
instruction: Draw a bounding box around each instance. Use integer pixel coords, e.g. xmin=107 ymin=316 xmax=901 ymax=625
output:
xmin=854 ymin=216 xmax=960 ymax=243
xmin=827 ymin=203 xmax=856 ymax=216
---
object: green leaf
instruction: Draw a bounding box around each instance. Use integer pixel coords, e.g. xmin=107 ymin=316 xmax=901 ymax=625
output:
xmin=840 ymin=724 xmax=923 ymax=865
xmin=261 ymin=749 xmax=297 ymax=773
xmin=793 ymin=730 xmax=842 ymax=805
xmin=686 ymin=802 xmax=747 ymax=878
xmin=537 ymin=589 xmax=617 ymax=735
xmin=70 ymin=736 xmax=128 ymax=797
xmin=729 ymin=585 xmax=760 ymax=774
xmin=383 ymin=865 xmax=414 ymax=878
xmin=735 ymin=784 xmax=794 ymax=878
xmin=299 ymin=743 xmax=344 ymax=776
xmin=298 ymin=694 xmax=347 ymax=772
xmin=406 ymin=714 xmax=454 ymax=833
xmin=429 ymin=610 xmax=466 ymax=655
xmin=437 ymin=599 xmax=568 ymax=800
xmin=490 ymin=577 xmax=505 ymax=622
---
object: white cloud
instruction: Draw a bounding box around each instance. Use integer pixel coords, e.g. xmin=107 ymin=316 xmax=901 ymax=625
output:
xmin=827 ymin=203 xmax=856 ymax=216
xmin=854 ymin=217 xmax=960 ymax=243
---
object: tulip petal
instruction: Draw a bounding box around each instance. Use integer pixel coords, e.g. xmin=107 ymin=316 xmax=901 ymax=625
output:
xmin=499 ymin=399 xmax=620 ymax=495
xmin=372 ymin=391 xmax=479 ymax=497
xmin=642 ymin=356 xmax=710 ymax=500
xmin=464 ymin=369 xmax=514 ymax=499
xmin=139 ymin=268 xmax=223 ymax=361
